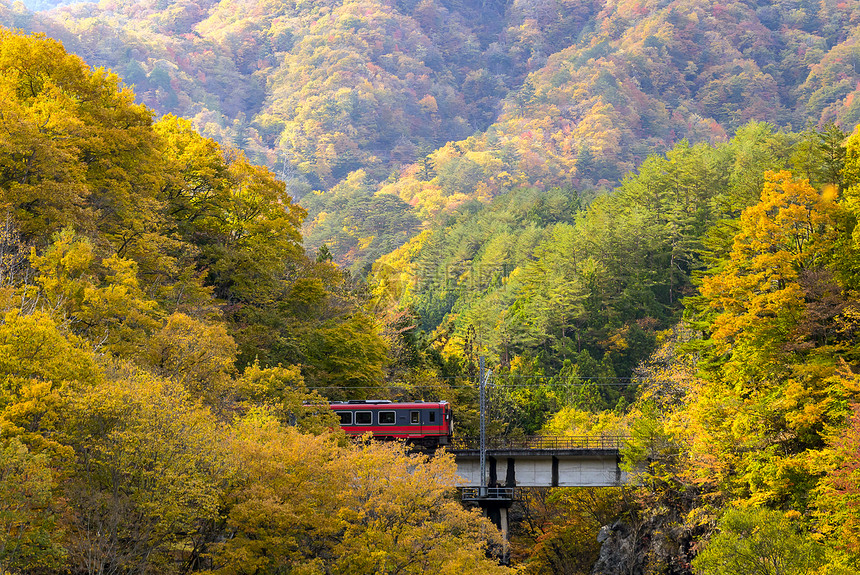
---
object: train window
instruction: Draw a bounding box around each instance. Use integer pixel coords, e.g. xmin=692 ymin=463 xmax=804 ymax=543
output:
xmin=410 ymin=411 xmax=419 ymax=424
xmin=338 ymin=412 xmax=353 ymax=425
xmin=355 ymin=411 xmax=372 ymax=425
xmin=429 ymin=411 xmax=436 ymax=423
xmin=379 ymin=411 xmax=396 ymax=425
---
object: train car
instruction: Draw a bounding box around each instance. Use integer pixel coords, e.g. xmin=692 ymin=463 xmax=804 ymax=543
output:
xmin=329 ymin=400 xmax=453 ymax=447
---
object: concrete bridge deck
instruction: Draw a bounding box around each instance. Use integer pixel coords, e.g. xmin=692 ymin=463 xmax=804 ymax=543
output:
xmin=450 ymin=435 xmax=628 ymax=488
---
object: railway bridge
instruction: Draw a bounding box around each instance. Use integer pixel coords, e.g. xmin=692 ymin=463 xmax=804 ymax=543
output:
xmin=450 ymin=435 xmax=627 ymax=488
xmin=448 ymin=435 xmax=629 ymax=541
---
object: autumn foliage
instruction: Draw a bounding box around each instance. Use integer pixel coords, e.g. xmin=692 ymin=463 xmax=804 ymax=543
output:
xmin=0 ymin=30 xmax=505 ymax=575
xmin=6 ymin=1 xmax=860 ymax=570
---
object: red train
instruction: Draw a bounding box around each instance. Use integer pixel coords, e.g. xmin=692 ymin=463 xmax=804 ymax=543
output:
xmin=329 ymin=400 xmax=453 ymax=447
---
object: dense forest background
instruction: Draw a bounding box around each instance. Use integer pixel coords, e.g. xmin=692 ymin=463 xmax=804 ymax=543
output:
xmin=6 ymin=0 xmax=860 ymax=271
xmin=3 ymin=0 xmax=860 ymax=573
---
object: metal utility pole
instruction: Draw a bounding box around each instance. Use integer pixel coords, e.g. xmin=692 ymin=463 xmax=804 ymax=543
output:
xmin=479 ymin=356 xmax=486 ymax=496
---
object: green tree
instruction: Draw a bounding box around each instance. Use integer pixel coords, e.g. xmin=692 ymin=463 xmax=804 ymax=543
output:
xmin=692 ymin=508 xmax=825 ymax=575
xmin=303 ymin=313 xmax=389 ymax=399
xmin=0 ymin=437 xmax=65 ymax=575
xmin=793 ymin=123 xmax=848 ymax=192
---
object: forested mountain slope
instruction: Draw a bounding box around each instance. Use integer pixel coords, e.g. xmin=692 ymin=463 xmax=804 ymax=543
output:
xmin=373 ymin=123 xmax=806 ymax=414
xmin=4 ymin=0 xmax=860 ymax=272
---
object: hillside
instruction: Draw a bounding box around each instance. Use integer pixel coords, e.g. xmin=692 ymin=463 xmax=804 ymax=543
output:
xmin=4 ymin=0 xmax=860 ymax=272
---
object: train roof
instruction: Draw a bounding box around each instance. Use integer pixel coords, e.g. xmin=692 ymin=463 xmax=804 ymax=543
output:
xmin=329 ymin=400 xmax=449 ymax=408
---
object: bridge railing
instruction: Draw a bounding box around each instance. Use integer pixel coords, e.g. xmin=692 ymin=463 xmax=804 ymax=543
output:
xmin=460 ymin=487 xmax=519 ymax=501
xmin=449 ymin=435 xmax=628 ymax=451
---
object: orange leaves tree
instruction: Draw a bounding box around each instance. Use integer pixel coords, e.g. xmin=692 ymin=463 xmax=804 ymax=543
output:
xmin=701 ymin=170 xmax=839 ymax=354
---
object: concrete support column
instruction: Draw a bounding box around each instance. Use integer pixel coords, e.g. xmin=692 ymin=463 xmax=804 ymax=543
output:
xmin=499 ymin=506 xmax=509 ymax=540
xmin=478 ymin=501 xmax=513 ymax=566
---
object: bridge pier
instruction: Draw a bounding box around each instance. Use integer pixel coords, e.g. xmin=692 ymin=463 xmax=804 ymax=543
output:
xmin=461 ymin=487 xmax=516 ymax=563
xmin=483 ymin=499 xmax=511 ymax=538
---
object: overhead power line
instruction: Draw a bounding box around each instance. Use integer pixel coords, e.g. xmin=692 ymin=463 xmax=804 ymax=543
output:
xmin=304 ymin=380 xmax=668 ymax=391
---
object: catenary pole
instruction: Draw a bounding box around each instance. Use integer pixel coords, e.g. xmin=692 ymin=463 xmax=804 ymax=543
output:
xmin=479 ymin=356 xmax=486 ymax=497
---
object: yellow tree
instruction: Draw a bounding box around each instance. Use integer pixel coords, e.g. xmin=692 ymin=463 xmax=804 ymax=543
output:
xmin=216 ymin=414 xmax=508 ymax=575
xmin=0 ymin=307 xmax=100 ymax=450
xmin=145 ymin=312 xmax=237 ymax=405
xmin=29 ymin=229 xmax=160 ymax=358
xmin=234 ymin=360 xmax=337 ymax=433
xmin=214 ymin=414 xmax=347 ymax=575
xmin=331 ymin=441 xmax=507 ymax=575
xmin=0 ymin=309 xmax=98 ymax=573
xmin=61 ymin=365 xmax=235 ymax=575
xmin=0 ymin=29 xmax=95 ymax=238
xmin=690 ymin=170 xmax=852 ymax=505
xmin=0 ymin=28 xmax=159 ymax=247
xmin=702 ymin=170 xmax=838 ymax=356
